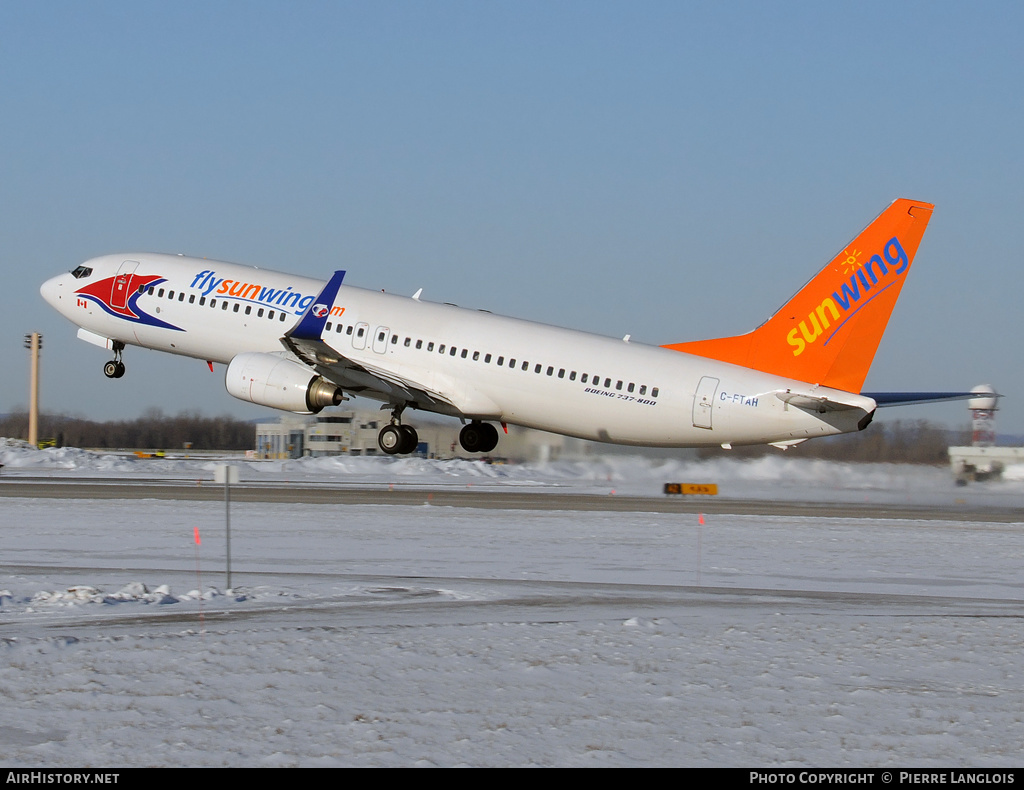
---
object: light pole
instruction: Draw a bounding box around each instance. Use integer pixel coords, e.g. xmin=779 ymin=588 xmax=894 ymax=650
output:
xmin=23 ymin=333 xmax=42 ymax=447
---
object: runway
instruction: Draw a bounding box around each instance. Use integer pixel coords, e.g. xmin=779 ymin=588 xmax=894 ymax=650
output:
xmin=1 ymin=475 xmax=1021 ymax=522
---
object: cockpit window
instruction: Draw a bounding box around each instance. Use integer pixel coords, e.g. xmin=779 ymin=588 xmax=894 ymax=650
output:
xmin=70 ymin=266 xmax=93 ymax=279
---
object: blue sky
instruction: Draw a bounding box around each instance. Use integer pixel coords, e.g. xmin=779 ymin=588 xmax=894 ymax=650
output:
xmin=3 ymin=1 xmax=1022 ymax=433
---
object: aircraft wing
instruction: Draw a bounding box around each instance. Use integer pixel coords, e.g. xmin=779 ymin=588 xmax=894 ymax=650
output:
xmin=282 ymin=270 xmax=461 ymax=412
xmin=283 ymin=332 xmax=458 ymax=410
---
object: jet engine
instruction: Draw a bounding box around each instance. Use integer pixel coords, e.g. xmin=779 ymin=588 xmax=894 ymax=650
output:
xmin=225 ymin=352 xmax=343 ymax=414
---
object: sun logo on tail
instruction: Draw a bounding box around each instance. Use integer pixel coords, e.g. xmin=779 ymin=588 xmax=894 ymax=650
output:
xmin=840 ymin=248 xmax=862 ymax=275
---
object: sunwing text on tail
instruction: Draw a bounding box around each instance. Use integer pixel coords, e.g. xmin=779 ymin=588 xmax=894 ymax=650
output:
xmin=41 ymin=198 xmax=976 ymax=455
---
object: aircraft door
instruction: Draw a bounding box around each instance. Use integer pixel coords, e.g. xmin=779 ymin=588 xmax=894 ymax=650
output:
xmin=692 ymin=376 xmax=719 ymax=429
xmin=372 ymin=326 xmax=391 ymax=354
xmin=111 ymin=260 xmax=140 ymax=311
xmin=352 ymin=322 xmax=369 ymax=350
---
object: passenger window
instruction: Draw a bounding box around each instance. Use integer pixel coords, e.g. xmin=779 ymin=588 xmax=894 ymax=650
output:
xmin=569 ymin=371 xmax=576 ymax=381
xmin=280 ymin=313 xmax=286 ymax=321
xmin=210 ymin=299 xmax=217 ymax=308
xmin=639 ymin=385 xmax=646 ymax=395
xmin=439 ymin=344 xmax=446 ymax=353
xmin=233 ymin=303 xmax=240 ymax=312
xmin=473 ymin=351 xmax=480 ymax=361
xmin=535 ymin=364 xmax=541 ymax=374
xmin=158 ymin=289 xmax=165 ymax=297
xmin=451 ymin=347 xmax=458 ymax=356
xmin=427 ymin=342 xmax=434 ymax=351
xmin=546 ymin=366 xmax=553 ymax=376
xmin=245 ymin=305 xmax=251 ymax=315
xmin=200 ymin=296 xmax=206 ymax=305
xmin=522 ymin=361 xmax=528 ymax=371
xmin=628 ymin=382 xmax=634 ymax=393
xmin=652 ymin=387 xmax=659 ymax=398
xmin=178 ymin=293 xmax=184 ymax=301
xmin=484 ymin=353 xmax=491 ymax=363
xmin=189 ymin=295 xmax=195 ymax=304
xmin=616 ymin=380 xmax=622 ymax=390
xmin=416 ymin=340 xmax=422 ymax=349
xmin=258 ymin=308 xmax=264 ymax=317
xmin=404 ymin=338 xmax=411 ymax=347
xmin=581 ymin=374 xmax=588 ymax=383
xmin=148 ymin=287 xmax=155 ymax=295
xmin=461 ymin=349 xmax=468 ymax=359
xmin=222 ymin=302 xmax=229 ymax=310
xmin=167 ymin=291 xmax=174 ymax=299
xmin=326 ymin=322 xmax=333 ymax=332
xmin=269 ymin=310 xmax=275 ymax=319
xmin=347 ymin=326 xmax=354 ymax=335
xmin=391 ymin=335 xmax=398 ymax=344
xmin=508 ymin=358 xmax=515 ymax=367
xmin=604 ymin=378 xmax=611 ymax=388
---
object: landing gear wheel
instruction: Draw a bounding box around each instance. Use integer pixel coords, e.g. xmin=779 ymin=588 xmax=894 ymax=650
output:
xmin=379 ymin=423 xmax=419 ymax=455
xmin=103 ymin=341 xmax=127 ymax=379
xmin=398 ymin=425 xmax=419 ymax=455
xmin=477 ymin=423 xmax=499 ymax=453
xmin=460 ymin=422 xmax=499 ymax=454
xmin=103 ymin=361 xmax=125 ymax=379
xmin=378 ymin=424 xmax=404 ymax=455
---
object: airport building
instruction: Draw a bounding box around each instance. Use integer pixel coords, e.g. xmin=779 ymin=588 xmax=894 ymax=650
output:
xmin=254 ymin=408 xmax=594 ymax=463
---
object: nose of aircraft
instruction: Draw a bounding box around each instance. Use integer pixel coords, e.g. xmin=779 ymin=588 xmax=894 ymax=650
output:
xmin=40 ymin=273 xmax=67 ymax=310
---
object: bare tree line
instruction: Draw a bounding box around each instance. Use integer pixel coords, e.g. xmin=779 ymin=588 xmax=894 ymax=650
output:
xmin=1 ymin=409 xmax=256 ymax=451
xmin=697 ymin=419 xmax=970 ymax=464
xmin=2 ymin=410 xmax=966 ymax=462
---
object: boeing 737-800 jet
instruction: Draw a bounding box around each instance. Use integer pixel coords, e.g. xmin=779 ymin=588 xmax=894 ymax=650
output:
xmin=40 ymin=199 xmax=972 ymax=455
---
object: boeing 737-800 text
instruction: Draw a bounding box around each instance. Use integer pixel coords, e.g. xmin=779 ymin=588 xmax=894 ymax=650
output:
xmin=40 ymin=199 xmax=971 ymax=455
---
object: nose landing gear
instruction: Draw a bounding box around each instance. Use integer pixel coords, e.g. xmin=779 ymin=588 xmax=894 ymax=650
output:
xmin=103 ymin=341 xmax=126 ymax=379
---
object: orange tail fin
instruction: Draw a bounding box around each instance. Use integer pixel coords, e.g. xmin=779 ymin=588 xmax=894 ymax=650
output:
xmin=663 ymin=198 xmax=934 ymax=393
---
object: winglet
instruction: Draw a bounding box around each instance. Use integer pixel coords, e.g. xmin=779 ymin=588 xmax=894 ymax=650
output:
xmin=663 ymin=199 xmax=934 ymax=393
xmin=286 ymin=270 xmax=346 ymax=341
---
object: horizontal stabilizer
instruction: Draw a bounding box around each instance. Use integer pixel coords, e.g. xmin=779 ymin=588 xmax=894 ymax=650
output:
xmin=864 ymin=391 xmax=997 ymax=407
xmin=775 ymin=391 xmax=872 ymax=413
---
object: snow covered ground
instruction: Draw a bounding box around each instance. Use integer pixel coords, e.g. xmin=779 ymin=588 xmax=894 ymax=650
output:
xmin=1 ymin=442 xmax=1023 ymax=767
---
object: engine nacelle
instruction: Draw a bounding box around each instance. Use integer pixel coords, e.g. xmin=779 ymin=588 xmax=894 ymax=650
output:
xmin=225 ymin=352 xmax=342 ymax=414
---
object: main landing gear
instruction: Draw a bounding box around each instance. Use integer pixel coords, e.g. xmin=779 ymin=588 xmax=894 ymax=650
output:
xmin=459 ymin=421 xmax=499 ymax=454
xmin=378 ymin=423 xmax=419 ymax=455
xmin=103 ymin=341 xmax=126 ymax=379
xmin=377 ymin=404 xmax=419 ymax=455
xmin=376 ymin=409 xmax=501 ymax=456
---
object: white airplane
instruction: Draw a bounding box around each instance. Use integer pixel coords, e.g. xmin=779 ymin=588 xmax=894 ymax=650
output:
xmin=40 ymin=199 xmax=974 ymax=455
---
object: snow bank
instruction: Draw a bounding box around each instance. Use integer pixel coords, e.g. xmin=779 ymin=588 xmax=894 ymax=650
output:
xmin=3 ymin=437 xmax=1024 ymax=505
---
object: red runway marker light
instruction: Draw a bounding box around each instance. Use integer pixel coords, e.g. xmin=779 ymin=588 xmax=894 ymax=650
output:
xmin=194 ymin=527 xmax=201 ymax=545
